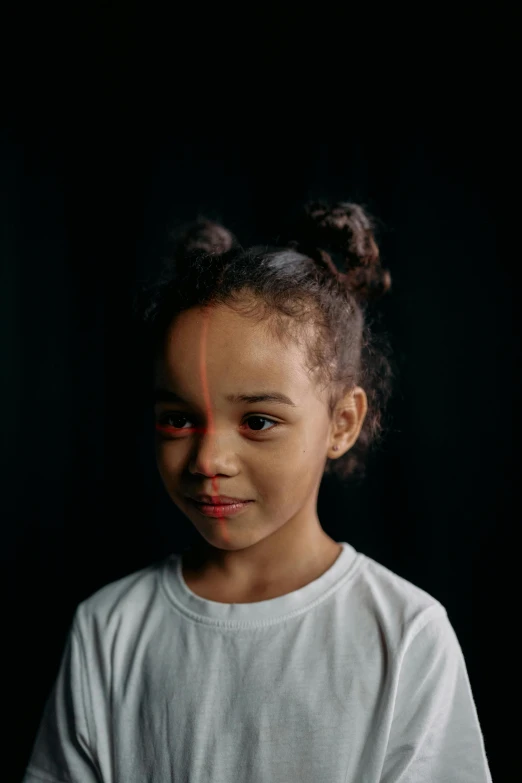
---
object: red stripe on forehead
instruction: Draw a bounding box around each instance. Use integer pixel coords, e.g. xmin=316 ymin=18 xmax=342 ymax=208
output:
xmin=199 ymin=307 xmax=231 ymax=543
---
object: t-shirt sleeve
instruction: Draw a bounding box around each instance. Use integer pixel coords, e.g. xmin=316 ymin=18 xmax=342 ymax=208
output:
xmin=22 ymin=614 xmax=102 ymax=783
xmin=380 ymin=606 xmax=492 ymax=783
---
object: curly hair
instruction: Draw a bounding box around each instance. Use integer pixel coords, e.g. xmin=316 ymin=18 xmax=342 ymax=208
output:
xmin=132 ymin=201 xmax=397 ymax=484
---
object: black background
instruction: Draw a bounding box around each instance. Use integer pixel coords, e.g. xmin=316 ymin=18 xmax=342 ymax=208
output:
xmin=4 ymin=6 xmax=514 ymax=781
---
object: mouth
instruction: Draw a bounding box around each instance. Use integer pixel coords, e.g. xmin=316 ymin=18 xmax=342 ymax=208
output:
xmin=189 ymin=494 xmax=252 ymax=504
xmin=188 ymin=498 xmax=254 ymax=518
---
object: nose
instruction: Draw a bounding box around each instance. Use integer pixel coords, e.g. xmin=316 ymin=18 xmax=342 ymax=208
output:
xmin=188 ymin=427 xmax=235 ymax=478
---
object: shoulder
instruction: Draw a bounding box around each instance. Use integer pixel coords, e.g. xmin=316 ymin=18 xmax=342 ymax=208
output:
xmin=351 ymin=550 xmax=448 ymax=652
xmin=71 ymin=555 xmax=174 ymax=643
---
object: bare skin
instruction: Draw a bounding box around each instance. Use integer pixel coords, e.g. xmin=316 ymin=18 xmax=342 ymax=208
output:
xmin=153 ymin=298 xmax=368 ymax=603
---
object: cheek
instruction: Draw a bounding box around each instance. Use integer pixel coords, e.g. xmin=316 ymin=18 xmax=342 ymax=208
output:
xmin=262 ymin=430 xmax=328 ymax=497
xmin=155 ymin=441 xmax=183 ymax=479
xmin=254 ymin=449 xmax=309 ymax=500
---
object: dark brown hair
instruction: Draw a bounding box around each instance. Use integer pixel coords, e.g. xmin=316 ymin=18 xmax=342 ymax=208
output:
xmin=133 ymin=201 xmax=397 ymax=484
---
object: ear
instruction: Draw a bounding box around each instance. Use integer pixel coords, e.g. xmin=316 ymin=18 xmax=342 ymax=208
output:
xmin=329 ymin=387 xmax=368 ymax=457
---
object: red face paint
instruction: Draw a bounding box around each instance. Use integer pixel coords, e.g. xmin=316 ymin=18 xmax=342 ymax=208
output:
xmin=190 ymin=307 xmax=230 ymax=543
xmin=154 ymin=306 xmax=232 ymax=544
xmin=198 ymin=306 xmax=230 ymax=543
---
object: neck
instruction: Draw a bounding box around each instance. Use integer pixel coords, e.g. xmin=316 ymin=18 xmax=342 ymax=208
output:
xmin=183 ymin=518 xmax=341 ymax=597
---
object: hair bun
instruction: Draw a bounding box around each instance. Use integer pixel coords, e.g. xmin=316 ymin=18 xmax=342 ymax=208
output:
xmin=172 ymin=219 xmax=237 ymax=258
xmin=291 ymin=201 xmax=392 ymax=303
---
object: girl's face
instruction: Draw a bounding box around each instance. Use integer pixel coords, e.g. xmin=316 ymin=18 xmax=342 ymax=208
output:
xmin=153 ymin=301 xmax=351 ymax=558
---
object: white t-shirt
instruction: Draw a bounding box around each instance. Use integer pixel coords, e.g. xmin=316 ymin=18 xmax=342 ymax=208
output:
xmin=23 ymin=542 xmax=492 ymax=782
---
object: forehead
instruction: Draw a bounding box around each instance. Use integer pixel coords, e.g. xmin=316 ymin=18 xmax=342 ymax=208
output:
xmin=155 ymin=304 xmax=313 ymax=398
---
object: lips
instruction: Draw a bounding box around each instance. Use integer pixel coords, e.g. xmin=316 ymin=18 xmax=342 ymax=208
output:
xmin=189 ymin=494 xmax=251 ymax=505
xmin=189 ymin=498 xmax=253 ymax=518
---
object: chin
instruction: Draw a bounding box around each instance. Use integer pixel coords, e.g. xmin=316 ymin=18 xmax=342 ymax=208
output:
xmin=196 ymin=525 xmax=262 ymax=551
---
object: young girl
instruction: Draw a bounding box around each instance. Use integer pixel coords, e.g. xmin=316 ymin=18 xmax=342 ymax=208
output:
xmin=23 ymin=202 xmax=492 ymax=782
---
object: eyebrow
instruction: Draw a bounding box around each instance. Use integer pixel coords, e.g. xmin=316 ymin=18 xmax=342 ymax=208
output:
xmin=153 ymin=387 xmax=297 ymax=407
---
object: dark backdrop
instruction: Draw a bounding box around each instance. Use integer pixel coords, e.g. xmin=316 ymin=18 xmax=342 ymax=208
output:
xmin=3 ymin=8 xmax=513 ymax=782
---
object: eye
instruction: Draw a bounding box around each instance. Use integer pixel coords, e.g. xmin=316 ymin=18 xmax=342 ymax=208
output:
xmin=155 ymin=413 xmax=279 ymax=434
